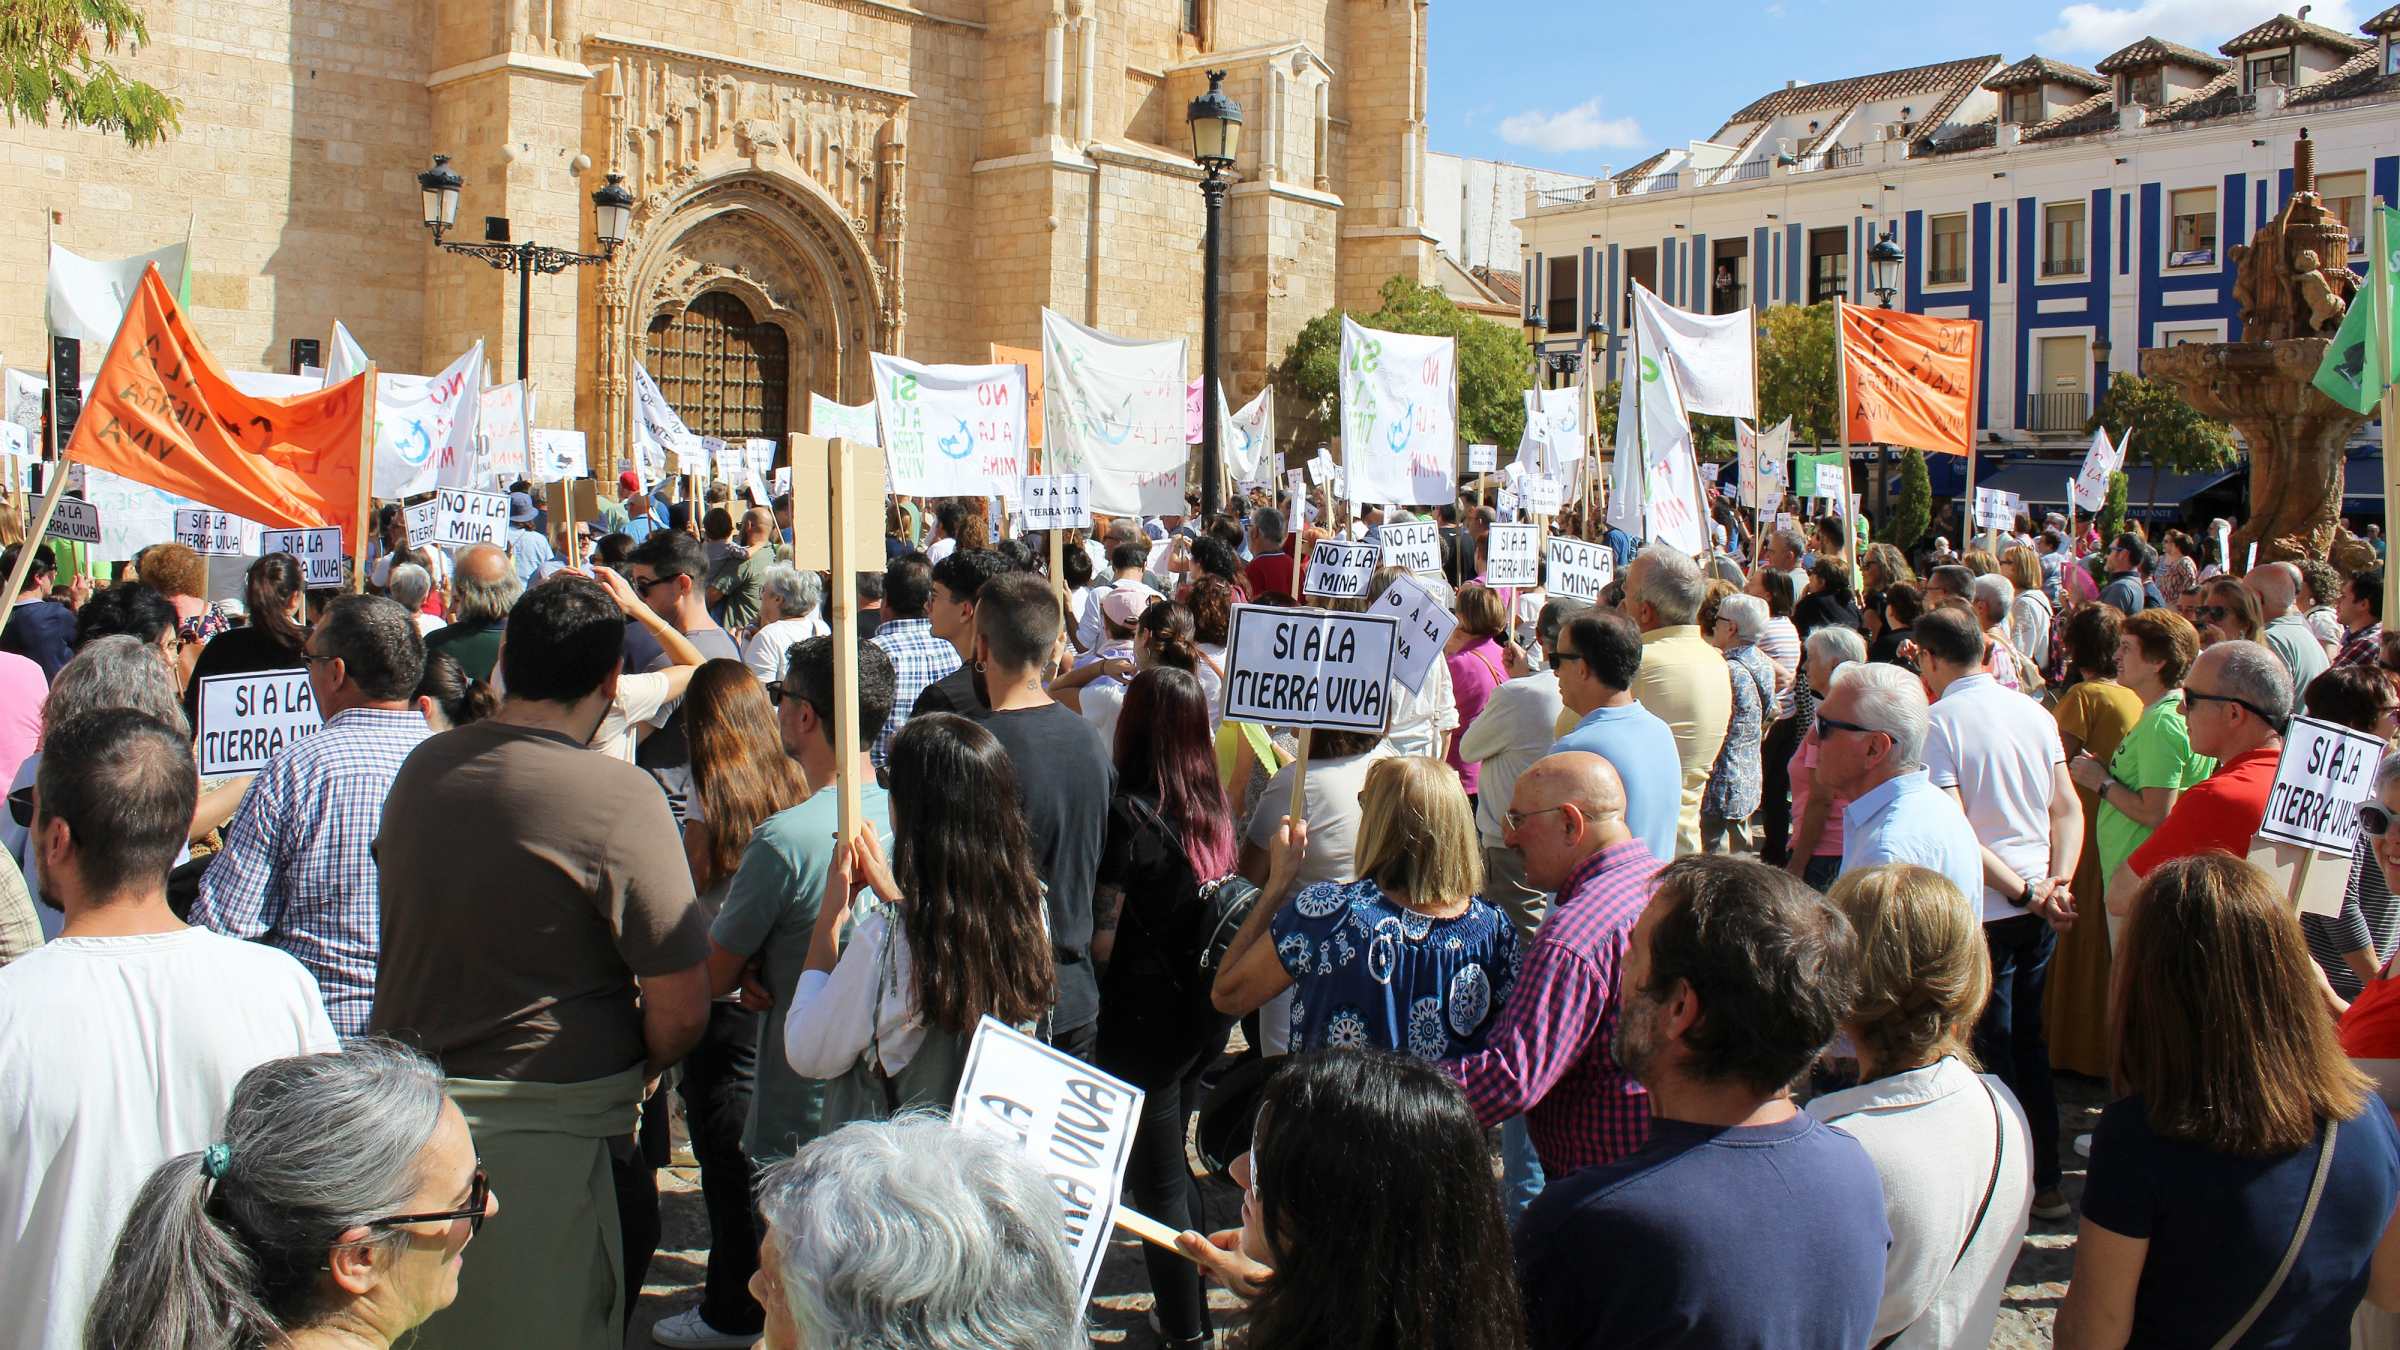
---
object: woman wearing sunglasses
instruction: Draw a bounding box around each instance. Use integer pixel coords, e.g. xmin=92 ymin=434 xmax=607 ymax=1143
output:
xmin=2197 ymin=576 xmax=2264 ymax=648
xmin=86 ymin=1039 xmax=495 ymax=1350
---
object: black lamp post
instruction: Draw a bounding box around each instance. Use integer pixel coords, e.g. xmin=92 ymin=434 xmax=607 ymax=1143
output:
xmin=1188 ymin=71 xmax=1242 ymax=521
xmin=1867 ymin=225 xmax=1905 ymax=309
xmin=416 ymin=154 xmax=635 ymax=383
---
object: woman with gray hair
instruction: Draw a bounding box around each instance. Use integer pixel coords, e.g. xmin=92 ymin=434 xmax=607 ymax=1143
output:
xmin=751 ymin=1113 xmax=1082 ymax=1350
xmin=383 ymin=562 xmax=445 ymax=639
xmin=85 ymin=1039 xmax=494 ymax=1350
xmin=1702 ymin=593 xmax=1777 ymax=853
xmin=741 ymin=563 xmax=830 ymax=683
xmin=1785 ymin=625 xmax=1871 ymax=888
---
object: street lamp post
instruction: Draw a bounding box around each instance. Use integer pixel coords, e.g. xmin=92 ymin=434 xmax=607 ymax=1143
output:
xmin=1867 ymin=225 xmax=1905 ymax=309
xmin=1188 ymin=71 xmax=1242 ymax=521
xmin=415 ymin=154 xmax=635 ymax=383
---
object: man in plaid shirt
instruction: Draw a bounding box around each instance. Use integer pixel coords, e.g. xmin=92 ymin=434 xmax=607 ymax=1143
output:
xmin=1447 ymin=750 xmax=1662 ymax=1181
xmin=2335 ymin=564 xmax=2383 ymax=670
xmin=867 ymin=555 xmax=960 ymax=769
xmin=191 ymin=595 xmax=432 ymax=1037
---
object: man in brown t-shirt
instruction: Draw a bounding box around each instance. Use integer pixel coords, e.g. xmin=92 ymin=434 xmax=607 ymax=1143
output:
xmin=373 ymin=574 xmax=709 ymax=1350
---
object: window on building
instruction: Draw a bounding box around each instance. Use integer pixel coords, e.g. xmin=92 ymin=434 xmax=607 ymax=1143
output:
xmin=2245 ymin=51 xmax=2292 ymax=89
xmin=1711 ymin=245 xmax=1749 ymax=314
xmin=1181 ymin=0 xmax=1201 ymax=36
xmin=2125 ymin=68 xmax=2165 ymax=105
xmin=2003 ymin=88 xmax=2044 ymax=124
xmin=1927 ymin=213 xmax=1969 ymax=286
xmin=2322 ymin=171 xmax=2367 ymax=255
xmin=2387 ymin=40 xmax=2398 ymax=76
xmin=2159 ymin=325 xmax=2218 ymax=347
xmin=1808 ymin=227 xmax=1849 ymax=305
xmin=2043 ymin=201 xmax=2086 ymax=278
xmin=2168 ymin=188 xmax=2217 ymax=267
xmin=1545 ymin=255 xmax=1580 ymax=333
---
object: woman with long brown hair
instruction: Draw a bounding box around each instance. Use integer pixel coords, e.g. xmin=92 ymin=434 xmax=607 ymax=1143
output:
xmin=2197 ymin=574 xmax=2264 ymax=647
xmin=785 ymin=713 xmax=1056 ymax=1125
xmin=680 ymin=658 xmax=811 ymax=899
xmin=2056 ymin=854 xmax=2400 ymax=1348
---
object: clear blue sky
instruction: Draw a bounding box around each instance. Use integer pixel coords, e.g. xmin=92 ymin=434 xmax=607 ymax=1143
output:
xmin=1426 ymin=0 xmax=2368 ymax=174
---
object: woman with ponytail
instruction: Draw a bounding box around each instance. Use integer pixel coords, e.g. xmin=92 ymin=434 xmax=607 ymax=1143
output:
xmin=1057 ymin=597 xmax=1204 ymax=748
xmin=184 ymin=553 xmax=311 ymax=726
xmin=86 ymin=1040 xmax=494 ymax=1350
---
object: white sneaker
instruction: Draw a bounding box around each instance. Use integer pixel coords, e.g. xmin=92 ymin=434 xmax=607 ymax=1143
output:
xmin=651 ymin=1308 xmax=757 ymax=1349
xmin=2074 ymin=1132 xmax=2092 ymax=1159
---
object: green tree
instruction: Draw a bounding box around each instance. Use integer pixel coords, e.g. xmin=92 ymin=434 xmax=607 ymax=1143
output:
xmin=2085 ymin=373 xmax=2238 ymax=508
xmin=1275 ymin=275 xmax=1532 ymax=453
xmin=1756 ymin=302 xmax=1839 ymax=445
xmin=1 ymin=0 xmax=179 ymax=145
xmin=1592 ymin=380 xmax=1620 ymax=448
xmin=2098 ymin=471 xmax=2129 ymax=542
xmin=1878 ymin=448 xmax=1931 ymax=549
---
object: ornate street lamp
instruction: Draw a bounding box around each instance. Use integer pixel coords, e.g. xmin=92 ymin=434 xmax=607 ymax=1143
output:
xmin=1867 ymin=225 xmax=1905 ymax=308
xmin=416 ymin=154 xmax=635 ymax=381
xmin=1188 ymin=70 xmax=1242 ymax=520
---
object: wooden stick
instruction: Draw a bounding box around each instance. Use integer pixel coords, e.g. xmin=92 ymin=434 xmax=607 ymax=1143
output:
xmin=1286 ymin=726 xmax=1313 ymax=822
xmin=1113 ymin=1205 xmax=1186 ymax=1254
xmin=0 ymin=447 xmax=74 ymax=639
xmin=828 ymin=435 xmax=864 ymax=842
xmin=352 ymin=367 xmax=377 ymax=593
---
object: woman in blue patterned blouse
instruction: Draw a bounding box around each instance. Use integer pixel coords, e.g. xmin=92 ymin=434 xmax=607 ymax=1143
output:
xmin=1211 ymin=755 xmax=1517 ymax=1061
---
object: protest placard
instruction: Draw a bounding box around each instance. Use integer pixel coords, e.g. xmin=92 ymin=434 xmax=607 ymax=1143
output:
xmin=1221 ymin=604 xmax=1399 ymax=733
xmin=1467 ymin=443 xmax=1498 ymax=473
xmin=1301 ymin=539 xmax=1378 ymax=598
xmin=1306 ymin=453 xmax=1333 ymax=486
xmin=403 ymin=499 xmax=440 ymax=550
xmin=746 ymin=438 xmax=776 ymax=474
xmin=1378 ymin=520 xmax=1441 ymax=576
xmin=174 ymin=508 xmax=253 ymax=556
xmin=1485 ymin=522 xmax=1542 ymax=587
xmin=49 ymin=497 xmax=101 ymax=544
xmin=1813 ymin=461 xmax=1847 ymax=503
xmin=2258 ymin=715 xmax=2385 ymax=855
xmin=1523 ymin=476 xmax=1563 ymax=517
xmin=1372 ymin=573 xmax=1459 ymax=694
xmin=1496 ymin=488 xmax=1521 ymax=518
xmin=668 ymin=429 xmax=706 ymax=477
xmin=950 ymin=1018 xmax=1145 ymax=1304
xmin=530 ymin=429 xmax=587 ymax=480
xmin=709 ymin=437 xmax=743 ymax=481
xmin=433 ymin=488 xmax=509 ymax=548
xmin=259 ymin=527 xmax=346 ymax=588
xmin=1545 ymin=537 xmax=1616 ymax=602
xmin=1018 ymin=474 xmax=1090 ymax=531
xmin=1972 ymin=486 xmax=2020 ymax=531
xmin=195 ymin=669 xmax=322 ymax=777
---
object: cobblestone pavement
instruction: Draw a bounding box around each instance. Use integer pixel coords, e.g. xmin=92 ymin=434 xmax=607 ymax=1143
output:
xmin=626 ymin=1068 xmax=2110 ymax=1347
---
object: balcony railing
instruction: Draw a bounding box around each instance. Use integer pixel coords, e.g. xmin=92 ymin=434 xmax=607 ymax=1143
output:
xmin=2025 ymin=392 xmax=2091 ymax=434
xmin=1715 ymin=158 xmax=1770 ymax=185
xmin=1625 ymin=170 xmax=1680 ymax=194
xmin=1797 ymin=145 xmax=1864 ymax=172
xmin=1532 ymin=183 xmax=1600 ymax=208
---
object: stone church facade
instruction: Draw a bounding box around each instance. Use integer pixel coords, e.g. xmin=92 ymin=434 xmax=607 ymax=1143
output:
xmin=0 ymin=0 xmax=1435 ymax=470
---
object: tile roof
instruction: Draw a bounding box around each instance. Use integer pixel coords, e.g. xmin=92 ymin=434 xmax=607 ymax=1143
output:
xmin=1471 ymin=264 xmax=1523 ymax=307
xmin=2362 ymin=4 xmax=2400 ymax=35
xmin=2219 ymin=13 xmax=2372 ymax=55
xmin=1915 ymin=118 xmax=1999 ymax=156
xmin=2019 ymin=90 xmax=2120 ymax=142
xmin=2095 ymin=36 xmax=2232 ymax=74
xmin=1986 ymin=56 xmax=2108 ymax=91
xmin=1610 ymin=150 xmax=1670 ymax=188
xmin=2150 ymin=71 xmax=2250 ymax=122
xmin=2286 ymin=49 xmax=2400 ymax=104
xmin=1708 ymin=55 xmax=2001 ymax=140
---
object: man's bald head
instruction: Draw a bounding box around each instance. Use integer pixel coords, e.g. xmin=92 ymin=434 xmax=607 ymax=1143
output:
xmin=457 ymin=543 xmax=510 ymax=586
xmin=2245 ymin=561 xmax=2299 ymax=616
xmin=1520 ymin=751 xmax=1627 ymax=823
xmin=1507 ymin=751 xmax=1634 ymax=888
xmin=451 ymin=543 xmax=524 ymax=626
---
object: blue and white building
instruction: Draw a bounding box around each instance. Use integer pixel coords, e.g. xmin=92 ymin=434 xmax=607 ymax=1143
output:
xmin=1513 ymin=8 xmax=2399 ymax=516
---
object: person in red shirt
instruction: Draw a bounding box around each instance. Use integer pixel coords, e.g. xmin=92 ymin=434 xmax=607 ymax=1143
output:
xmin=2102 ymin=639 xmax=2291 ymax=929
xmin=1241 ymin=506 xmax=1297 ymax=600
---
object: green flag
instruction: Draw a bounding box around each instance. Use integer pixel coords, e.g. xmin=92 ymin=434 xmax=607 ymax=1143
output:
xmin=2314 ymin=204 xmax=2400 ymax=415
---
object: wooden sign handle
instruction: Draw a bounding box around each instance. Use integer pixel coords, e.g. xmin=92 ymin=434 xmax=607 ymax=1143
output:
xmin=826 ymin=435 xmax=864 ymax=845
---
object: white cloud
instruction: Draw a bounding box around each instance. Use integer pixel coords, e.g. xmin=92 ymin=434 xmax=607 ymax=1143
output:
xmin=1496 ymin=100 xmax=1647 ymax=154
xmin=2040 ymin=0 xmax=2356 ymax=54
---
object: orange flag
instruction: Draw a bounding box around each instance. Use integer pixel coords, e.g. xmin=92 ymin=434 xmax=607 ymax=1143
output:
xmin=1839 ymin=303 xmax=1982 ymax=457
xmin=65 ymin=263 xmax=370 ymax=534
xmin=990 ymin=343 xmax=1045 ymax=450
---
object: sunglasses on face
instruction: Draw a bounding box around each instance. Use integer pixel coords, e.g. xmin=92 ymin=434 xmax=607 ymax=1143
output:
xmin=2199 ymin=605 xmax=2230 ymax=623
xmin=6 ymin=784 xmax=31 ymax=829
xmin=1815 ymin=714 xmax=1884 ymax=740
xmin=362 ymin=1165 xmax=489 ymax=1237
xmin=2185 ymin=689 xmax=2277 ymax=724
xmin=2363 ymin=804 xmax=2395 ymax=838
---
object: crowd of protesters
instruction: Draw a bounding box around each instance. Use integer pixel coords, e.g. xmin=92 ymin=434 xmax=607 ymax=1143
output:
xmin=4 ymin=476 xmax=2400 ymax=1350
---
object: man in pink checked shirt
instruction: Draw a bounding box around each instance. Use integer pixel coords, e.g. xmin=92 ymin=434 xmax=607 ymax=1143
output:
xmin=1446 ymin=750 xmax=1663 ymax=1210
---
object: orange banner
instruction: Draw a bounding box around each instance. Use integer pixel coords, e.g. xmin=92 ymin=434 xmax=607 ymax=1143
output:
xmin=990 ymin=342 xmax=1045 ymax=451
xmin=66 ymin=263 xmax=369 ymax=534
xmin=1840 ymin=303 xmax=1982 ymax=457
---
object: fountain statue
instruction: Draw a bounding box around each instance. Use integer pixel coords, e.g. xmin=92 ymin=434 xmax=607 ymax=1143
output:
xmin=2142 ymin=129 xmax=2372 ymax=565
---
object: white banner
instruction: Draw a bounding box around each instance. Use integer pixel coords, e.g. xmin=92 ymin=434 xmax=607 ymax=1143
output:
xmin=531 ymin=428 xmax=587 ymax=481
xmin=479 ymin=383 xmax=532 ymax=481
xmin=632 ymin=361 xmax=697 ymax=480
xmin=1302 ymin=540 xmax=1378 ymax=598
xmin=1222 ymin=386 xmax=1272 ymax=484
xmin=434 ymin=488 xmax=509 ymax=548
xmin=1629 ymin=282 xmax=1708 ymax=553
xmin=1018 ymin=474 xmax=1090 ymax=531
xmin=1485 ymin=522 xmax=1542 ymax=587
xmin=5 ymin=368 xmax=45 ymax=451
xmin=1379 ymin=520 xmax=1441 ymax=576
xmin=1339 ymin=317 xmax=1456 ymax=506
xmin=258 ymin=527 xmax=346 ymax=588
xmin=809 ymin=392 xmax=881 ymax=447
xmin=1041 ymin=309 xmax=1186 ymax=517
xmin=195 ymin=670 xmax=321 ymax=777
xmin=1221 ymin=604 xmax=1400 ymax=733
xmin=1371 ymin=573 xmax=1458 ymax=695
xmin=871 ymin=352 xmax=1028 ymax=500
xmin=48 ymin=240 xmax=188 ymax=346
xmin=2071 ymin=427 xmax=2124 ymax=512
xmin=369 ymin=343 xmax=486 ymax=499
xmin=1630 ymin=285 xmax=1755 ymax=417
xmin=1545 ymin=536 xmax=1616 ymax=602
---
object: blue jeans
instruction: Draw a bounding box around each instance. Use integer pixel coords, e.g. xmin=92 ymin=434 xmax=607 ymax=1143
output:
xmin=1501 ymin=1115 xmax=1546 ymax=1222
xmin=1976 ymin=914 xmax=2062 ymax=1190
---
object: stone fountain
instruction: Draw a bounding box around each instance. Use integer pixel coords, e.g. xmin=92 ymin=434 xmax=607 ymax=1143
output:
xmin=2141 ymin=130 xmax=2371 ymax=565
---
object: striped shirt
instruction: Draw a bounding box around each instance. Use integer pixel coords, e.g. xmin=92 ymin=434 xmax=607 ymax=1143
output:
xmin=190 ymin=706 xmax=433 ymax=1037
xmin=869 ymin=618 xmax=961 ymax=768
xmin=1758 ymin=616 xmax=1802 ymax=720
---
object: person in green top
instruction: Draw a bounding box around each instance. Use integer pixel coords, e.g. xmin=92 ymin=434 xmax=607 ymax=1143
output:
xmin=706 ymin=506 xmax=788 ymax=633
xmin=2071 ymin=608 xmax=2215 ymax=902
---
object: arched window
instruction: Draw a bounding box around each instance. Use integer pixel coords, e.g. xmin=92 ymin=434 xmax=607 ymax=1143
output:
xmin=644 ymin=291 xmax=790 ymax=440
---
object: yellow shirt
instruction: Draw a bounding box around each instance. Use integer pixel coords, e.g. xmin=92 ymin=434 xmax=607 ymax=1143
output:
xmin=1632 ymin=625 xmax=1733 ymax=857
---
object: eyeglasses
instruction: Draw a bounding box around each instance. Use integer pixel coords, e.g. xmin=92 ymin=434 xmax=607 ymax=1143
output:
xmin=300 ymin=649 xmax=340 ymax=666
xmin=6 ymin=784 xmax=31 ymax=829
xmin=763 ymin=680 xmax=785 ymax=707
xmin=1550 ymin=651 xmax=1585 ymax=666
xmin=2361 ymin=803 xmax=2395 ymax=838
xmin=1503 ymin=805 xmax=1567 ymax=832
xmin=362 ymin=1166 xmax=488 ymax=1237
xmin=2198 ymin=605 xmax=2230 ymax=623
xmin=1815 ymin=714 xmax=1884 ymax=739
xmin=629 ymin=574 xmax=673 ymax=594
xmin=2184 ymin=689 xmax=2278 ymax=724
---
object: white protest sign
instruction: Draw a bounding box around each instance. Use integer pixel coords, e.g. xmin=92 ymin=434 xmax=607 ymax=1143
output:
xmin=1339 ymin=317 xmax=1457 ymax=505
xmin=2071 ymin=427 xmax=2123 ymax=512
xmin=1812 ymin=461 xmax=1847 ymax=502
xmin=1306 ymin=453 xmax=1333 ymax=486
xmin=2257 ymin=715 xmax=2387 ymax=856
xmin=258 ymin=528 xmax=346 ymax=588
xmin=1301 ymin=539 xmax=1378 ymax=598
xmin=174 ymin=508 xmax=254 ymax=557
xmin=950 ymin=1018 xmax=1144 ymax=1306
xmin=1268 ymin=451 xmax=1287 ymax=482
xmin=1379 ymin=520 xmax=1441 ymax=576
xmin=434 ymin=488 xmax=509 ymax=548
xmin=808 ymin=392 xmax=881 ymax=447
xmin=49 ymin=497 xmax=102 ymax=544
xmin=745 ymin=438 xmax=776 ymax=475
xmin=1372 ymin=573 xmax=1459 ymax=694
xmin=1545 ymin=537 xmax=1616 ymax=602
xmin=1018 ymin=474 xmax=1091 ymax=531
xmin=1523 ymin=476 xmax=1564 ymax=518
xmin=404 ymin=499 xmax=440 ymax=550
xmin=1497 ymin=488 xmax=1521 ymax=519
xmin=195 ymin=670 xmax=322 ymax=777
xmin=1485 ymin=522 xmax=1542 ymax=587
xmin=478 ymin=382 xmax=532 ymax=480
xmin=871 ymin=353 xmax=1029 ymax=500
xmin=530 ymin=429 xmax=587 ymax=480
xmin=1776 ymin=510 xmax=1798 ymax=534
xmin=1221 ymin=604 xmax=1400 ymax=733
xmin=668 ymin=430 xmax=706 ymax=477
xmin=1467 ymin=443 xmax=1498 ymax=473
xmin=773 ymin=467 xmax=791 ymax=498
xmin=0 ymin=420 xmax=25 ymax=460
xmin=709 ymin=437 xmax=743 ymax=481
xmin=746 ymin=469 xmax=773 ymax=507
xmin=1972 ymin=486 xmax=2020 ymax=531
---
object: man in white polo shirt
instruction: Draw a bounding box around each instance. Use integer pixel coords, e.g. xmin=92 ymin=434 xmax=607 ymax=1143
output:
xmin=1914 ymin=604 xmax=2082 ymax=1224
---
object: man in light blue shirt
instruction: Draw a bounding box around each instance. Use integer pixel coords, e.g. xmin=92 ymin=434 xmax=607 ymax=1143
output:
xmin=1814 ymin=661 xmax=1984 ymax=905
xmin=1549 ymin=609 xmax=1681 ymax=861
